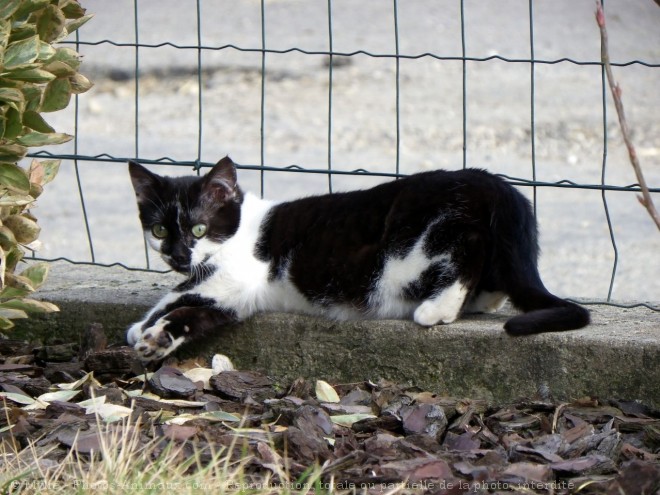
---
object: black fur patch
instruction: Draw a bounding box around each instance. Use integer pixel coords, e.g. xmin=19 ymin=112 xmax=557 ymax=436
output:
xmin=404 ymin=260 xmax=456 ymax=301
xmin=143 ymin=293 xmax=220 ymax=329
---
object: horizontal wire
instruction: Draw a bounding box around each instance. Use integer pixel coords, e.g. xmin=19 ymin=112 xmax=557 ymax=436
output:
xmin=27 ymin=151 xmax=660 ymax=193
xmin=566 ymin=298 xmax=660 ymax=312
xmin=61 ymin=39 xmax=660 ymax=68
xmin=30 ymin=256 xmax=171 ymax=274
xmin=31 ymin=258 xmax=659 ymax=312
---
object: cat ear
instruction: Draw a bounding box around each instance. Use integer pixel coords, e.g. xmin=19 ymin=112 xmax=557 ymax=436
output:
xmin=201 ymin=156 xmax=239 ymax=203
xmin=128 ymin=161 xmax=161 ymax=203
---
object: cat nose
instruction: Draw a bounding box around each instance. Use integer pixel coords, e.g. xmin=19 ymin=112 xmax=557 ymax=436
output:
xmin=172 ymin=253 xmax=188 ymax=265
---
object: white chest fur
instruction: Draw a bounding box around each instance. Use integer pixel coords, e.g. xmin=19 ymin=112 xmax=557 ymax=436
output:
xmin=189 ymin=193 xmax=314 ymax=319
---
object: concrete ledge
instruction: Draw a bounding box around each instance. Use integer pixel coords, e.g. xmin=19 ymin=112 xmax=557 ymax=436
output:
xmin=13 ymin=262 xmax=660 ymax=407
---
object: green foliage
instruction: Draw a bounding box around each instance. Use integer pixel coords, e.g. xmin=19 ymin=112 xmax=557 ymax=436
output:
xmin=0 ymin=0 xmax=93 ymax=330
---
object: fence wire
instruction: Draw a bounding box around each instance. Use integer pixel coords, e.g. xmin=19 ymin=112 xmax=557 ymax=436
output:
xmin=27 ymin=1 xmax=659 ymax=311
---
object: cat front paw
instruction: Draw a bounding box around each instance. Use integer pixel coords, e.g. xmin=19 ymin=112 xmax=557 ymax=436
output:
xmin=126 ymin=322 xmax=144 ymax=345
xmin=414 ymin=300 xmax=459 ymax=326
xmin=133 ymin=317 xmax=187 ymax=361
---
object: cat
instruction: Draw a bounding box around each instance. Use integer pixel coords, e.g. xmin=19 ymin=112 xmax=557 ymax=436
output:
xmin=126 ymin=157 xmax=590 ymax=361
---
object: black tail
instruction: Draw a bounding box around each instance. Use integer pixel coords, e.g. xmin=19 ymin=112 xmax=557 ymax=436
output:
xmin=488 ymin=175 xmax=590 ymax=336
xmin=504 ymin=284 xmax=590 ymax=336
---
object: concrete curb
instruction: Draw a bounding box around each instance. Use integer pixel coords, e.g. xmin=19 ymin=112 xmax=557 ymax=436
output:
xmin=13 ymin=262 xmax=660 ymax=407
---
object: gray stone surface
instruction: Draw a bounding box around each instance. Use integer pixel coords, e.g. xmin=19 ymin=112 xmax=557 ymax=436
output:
xmin=13 ymin=261 xmax=660 ymax=408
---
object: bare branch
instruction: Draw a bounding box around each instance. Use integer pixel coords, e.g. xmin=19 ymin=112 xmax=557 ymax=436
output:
xmin=596 ymin=0 xmax=660 ymax=231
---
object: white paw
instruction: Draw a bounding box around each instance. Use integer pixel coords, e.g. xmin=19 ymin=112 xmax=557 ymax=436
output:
xmin=413 ymin=300 xmax=458 ymax=327
xmin=133 ymin=318 xmax=185 ymax=362
xmin=413 ymin=281 xmax=468 ymax=326
xmin=126 ymin=322 xmax=144 ymax=345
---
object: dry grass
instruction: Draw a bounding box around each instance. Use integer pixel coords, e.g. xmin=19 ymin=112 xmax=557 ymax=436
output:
xmin=0 ymin=413 xmax=334 ymax=495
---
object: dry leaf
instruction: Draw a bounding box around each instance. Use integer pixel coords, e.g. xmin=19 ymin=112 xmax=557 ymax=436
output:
xmin=211 ymin=354 xmax=235 ymax=373
xmin=0 ymin=391 xmax=35 ymax=405
xmin=315 ymin=380 xmax=340 ymax=403
xmin=165 ymin=410 xmax=240 ymax=425
xmin=330 ymin=413 xmax=377 ymax=428
xmin=183 ymin=367 xmax=215 ymax=389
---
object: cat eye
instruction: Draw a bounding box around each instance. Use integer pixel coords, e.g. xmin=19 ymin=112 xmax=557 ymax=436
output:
xmin=151 ymin=224 xmax=168 ymax=239
xmin=192 ymin=223 xmax=207 ymax=238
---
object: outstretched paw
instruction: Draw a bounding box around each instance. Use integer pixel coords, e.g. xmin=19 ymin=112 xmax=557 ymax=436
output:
xmin=133 ymin=317 xmax=187 ymax=361
xmin=126 ymin=322 xmax=144 ymax=346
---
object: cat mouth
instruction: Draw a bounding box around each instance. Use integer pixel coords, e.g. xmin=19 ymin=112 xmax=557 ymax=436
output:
xmin=171 ymin=263 xmax=191 ymax=274
xmin=163 ymin=255 xmax=191 ymax=273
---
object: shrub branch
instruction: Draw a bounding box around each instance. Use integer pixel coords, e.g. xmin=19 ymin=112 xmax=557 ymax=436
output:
xmin=595 ymin=0 xmax=660 ymax=231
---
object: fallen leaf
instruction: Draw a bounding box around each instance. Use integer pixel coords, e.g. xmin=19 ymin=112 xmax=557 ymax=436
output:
xmin=211 ymin=354 xmax=235 ymax=373
xmin=165 ymin=410 xmax=240 ymax=425
xmin=315 ymin=380 xmax=340 ymax=403
xmin=183 ymin=367 xmax=215 ymax=389
xmin=55 ymin=371 xmax=100 ymax=390
xmin=330 ymin=413 xmax=377 ymax=428
xmin=126 ymin=373 xmax=154 ymax=383
xmin=80 ymin=396 xmax=133 ymax=422
xmin=0 ymin=391 xmax=35 ymax=405
xmin=24 ymin=389 xmax=81 ymax=409
xmin=129 ymin=391 xmax=206 ymax=407
xmin=321 ymin=403 xmax=373 ymax=415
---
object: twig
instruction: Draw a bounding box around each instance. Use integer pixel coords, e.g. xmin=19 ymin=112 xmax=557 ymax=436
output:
xmin=596 ymin=0 xmax=660 ymax=231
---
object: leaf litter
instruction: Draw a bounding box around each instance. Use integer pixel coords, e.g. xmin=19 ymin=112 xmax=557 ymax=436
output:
xmin=0 ymin=324 xmax=659 ymax=494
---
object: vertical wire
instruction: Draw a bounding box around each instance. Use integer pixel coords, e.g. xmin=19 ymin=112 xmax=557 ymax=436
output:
xmin=326 ymin=0 xmax=334 ymax=193
xmin=134 ymin=0 xmax=150 ymax=269
xmin=133 ymin=0 xmax=140 ymax=161
xmin=528 ymin=0 xmax=537 ymax=217
xmin=260 ymin=0 xmax=266 ymax=197
xmin=460 ymin=0 xmax=467 ymax=169
xmin=599 ymin=0 xmax=617 ymax=300
xmin=72 ymin=29 xmax=95 ymax=262
xmin=195 ymin=0 xmax=203 ymax=175
xmin=393 ymin=0 xmax=401 ymax=176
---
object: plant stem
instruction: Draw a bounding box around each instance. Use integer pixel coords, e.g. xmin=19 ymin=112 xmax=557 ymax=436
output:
xmin=596 ymin=0 xmax=660 ymax=231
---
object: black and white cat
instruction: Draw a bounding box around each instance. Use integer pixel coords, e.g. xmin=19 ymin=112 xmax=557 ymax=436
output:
xmin=126 ymin=157 xmax=589 ymax=361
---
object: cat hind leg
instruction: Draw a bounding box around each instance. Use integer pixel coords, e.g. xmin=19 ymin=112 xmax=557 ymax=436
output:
xmin=465 ymin=291 xmax=508 ymax=314
xmin=413 ymin=280 xmax=470 ymax=327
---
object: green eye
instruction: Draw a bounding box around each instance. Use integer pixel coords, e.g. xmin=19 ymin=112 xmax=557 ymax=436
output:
xmin=192 ymin=223 xmax=207 ymax=238
xmin=152 ymin=224 xmax=168 ymax=239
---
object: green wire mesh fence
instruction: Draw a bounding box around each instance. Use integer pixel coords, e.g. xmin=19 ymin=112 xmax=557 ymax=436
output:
xmin=28 ymin=0 xmax=659 ymax=310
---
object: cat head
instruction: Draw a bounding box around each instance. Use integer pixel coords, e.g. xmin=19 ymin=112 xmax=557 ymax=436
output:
xmin=128 ymin=157 xmax=244 ymax=273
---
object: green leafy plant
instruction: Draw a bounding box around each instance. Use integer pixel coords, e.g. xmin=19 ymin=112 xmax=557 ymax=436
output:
xmin=0 ymin=0 xmax=92 ymax=330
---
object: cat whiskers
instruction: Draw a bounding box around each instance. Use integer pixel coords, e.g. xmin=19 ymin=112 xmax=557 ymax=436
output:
xmin=188 ymin=260 xmax=214 ymax=284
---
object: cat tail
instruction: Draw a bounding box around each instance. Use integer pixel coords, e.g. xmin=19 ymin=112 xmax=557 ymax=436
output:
xmin=494 ymin=180 xmax=590 ymax=336
xmin=503 ymin=268 xmax=591 ymax=336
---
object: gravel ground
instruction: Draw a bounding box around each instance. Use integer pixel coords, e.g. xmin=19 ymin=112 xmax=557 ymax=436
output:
xmin=29 ymin=0 xmax=660 ymax=303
